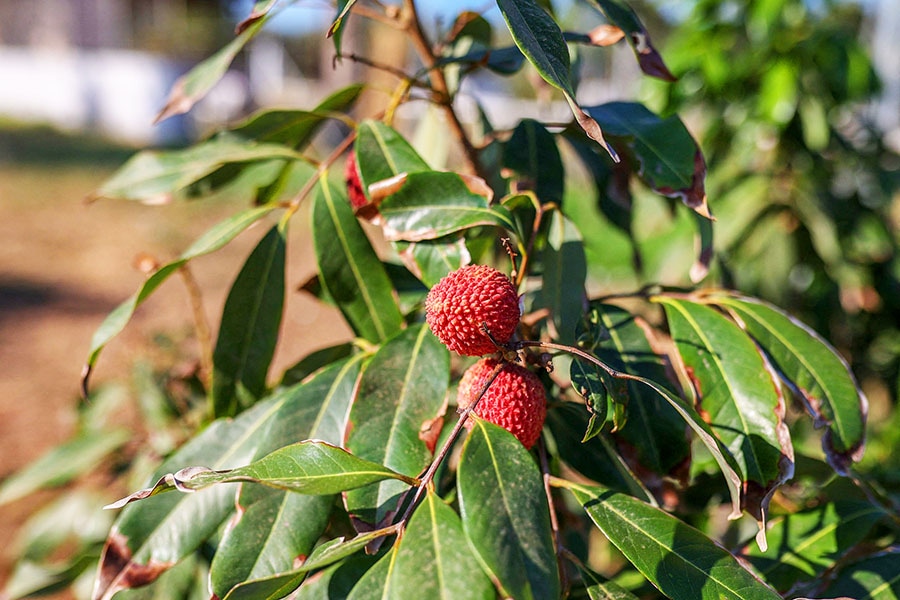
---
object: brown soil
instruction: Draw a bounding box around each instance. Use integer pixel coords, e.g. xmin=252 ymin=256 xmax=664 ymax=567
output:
xmin=0 ymin=164 xmax=351 ymax=594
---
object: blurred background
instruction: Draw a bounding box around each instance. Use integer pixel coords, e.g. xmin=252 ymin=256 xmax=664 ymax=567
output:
xmin=0 ymin=0 xmax=898 ymax=597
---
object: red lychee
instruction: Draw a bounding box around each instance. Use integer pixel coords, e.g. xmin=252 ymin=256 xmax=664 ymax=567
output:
xmin=425 ymin=264 xmax=520 ymax=356
xmin=345 ymin=150 xmax=367 ymax=209
xmin=457 ymin=358 xmax=547 ymax=449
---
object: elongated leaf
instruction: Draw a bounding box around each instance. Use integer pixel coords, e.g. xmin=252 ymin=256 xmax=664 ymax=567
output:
xmin=89 ymin=135 xmax=304 ymax=203
xmin=658 ymin=298 xmax=794 ymax=532
xmin=457 ymin=420 xmax=560 ymax=600
xmin=388 ymin=491 xmax=494 ymax=599
xmin=540 ymin=211 xmax=587 ymax=345
xmin=584 ymin=102 xmax=710 ymax=218
xmin=561 ymin=481 xmax=782 ymax=600
xmin=0 ymin=429 xmax=128 ymax=505
xmin=586 ymin=0 xmax=675 ymax=81
xmin=210 ymin=355 xmax=364 ymax=597
xmin=107 ymin=441 xmax=414 ymax=508
xmin=293 ymin=553 xmax=379 ymax=599
xmin=345 ymin=325 xmax=450 ymax=525
xmin=223 ymin=526 xmax=398 ymax=600
xmin=94 ymin=358 xmax=362 ymax=600
xmin=231 ymin=85 xmax=363 ymax=147
xmin=346 ymin=546 xmax=397 ymax=600
xmin=394 ymin=237 xmax=470 ymax=288
xmin=708 ymin=293 xmax=867 ymax=473
xmin=578 ymin=565 xmax=640 ymax=600
xmin=312 ymin=177 xmax=403 ymax=343
xmin=819 ymin=547 xmax=900 ymax=600
xmin=212 ymin=223 xmax=287 ymax=418
xmin=328 ymin=0 xmax=358 ymax=53
xmin=741 ymin=501 xmax=884 ymax=592
xmin=155 ymin=17 xmax=267 ymax=123
xmin=378 ymin=171 xmax=517 ymax=242
xmin=503 ymin=118 xmax=564 ymax=204
xmin=580 ymin=304 xmax=691 ymax=475
xmin=83 ymin=205 xmax=277 ymax=390
xmin=497 ymin=0 xmax=616 ymax=159
xmin=355 ymin=120 xmax=430 ymax=191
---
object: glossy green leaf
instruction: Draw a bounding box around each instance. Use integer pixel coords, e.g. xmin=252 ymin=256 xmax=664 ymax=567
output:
xmin=94 ymin=359 xmax=362 ymax=600
xmin=457 ymin=420 xmax=560 ymax=600
xmin=345 ymin=325 xmax=450 ymax=525
xmin=90 ymin=134 xmax=304 ymax=203
xmin=393 ymin=237 xmax=470 ymax=288
xmin=346 ymin=546 xmax=397 ymax=600
xmin=223 ymin=526 xmax=398 ymax=600
xmin=562 ymin=481 xmax=782 ymax=600
xmin=578 ymin=565 xmax=640 ymax=600
xmin=155 ymin=17 xmax=267 ymax=123
xmin=586 ymin=0 xmax=676 ymax=81
xmin=819 ymin=547 xmax=900 ymax=600
xmin=0 ymin=429 xmax=128 ymax=505
xmin=658 ymin=298 xmax=793 ymax=526
xmin=386 ymin=491 xmax=494 ymax=599
xmin=584 ymin=102 xmax=710 ymax=218
xmin=539 ymin=210 xmax=586 ymax=345
xmin=497 ymin=0 xmax=617 ymax=159
xmin=231 ymin=85 xmax=362 ymax=147
xmin=355 ymin=120 xmax=430 ymax=192
xmin=293 ymin=553 xmax=379 ymax=599
xmin=579 ymin=304 xmax=691 ymax=475
xmin=503 ymin=118 xmax=564 ymax=204
xmin=741 ymin=501 xmax=884 ymax=591
xmin=312 ymin=177 xmax=403 ymax=343
xmin=107 ymin=441 xmax=414 ymax=507
xmin=212 ymin=223 xmax=287 ymax=418
xmin=378 ymin=171 xmax=517 ymax=242
xmin=438 ymin=44 xmax=527 ymax=77
xmin=279 ymin=342 xmax=355 ymax=387
xmin=210 ymin=355 xmax=365 ymax=597
xmin=83 ymin=205 xmax=277 ymax=389
xmin=708 ymin=293 xmax=867 ymax=473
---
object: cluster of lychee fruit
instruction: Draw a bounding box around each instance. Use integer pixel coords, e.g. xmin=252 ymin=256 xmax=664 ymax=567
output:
xmin=425 ymin=264 xmax=547 ymax=449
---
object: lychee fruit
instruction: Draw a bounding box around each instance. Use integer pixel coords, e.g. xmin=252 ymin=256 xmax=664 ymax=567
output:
xmin=425 ymin=264 xmax=520 ymax=356
xmin=345 ymin=150 xmax=368 ymax=209
xmin=457 ymin=358 xmax=547 ymax=449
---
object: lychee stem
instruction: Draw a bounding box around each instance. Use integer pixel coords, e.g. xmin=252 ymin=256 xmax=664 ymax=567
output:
xmin=393 ymin=360 xmax=506 ymax=531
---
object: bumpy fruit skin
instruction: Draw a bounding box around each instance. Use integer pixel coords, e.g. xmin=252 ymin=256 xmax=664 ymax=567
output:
xmin=344 ymin=151 xmax=368 ymax=209
xmin=457 ymin=358 xmax=546 ymax=449
xmin=425 ymin=264 xmax=520 ymax=356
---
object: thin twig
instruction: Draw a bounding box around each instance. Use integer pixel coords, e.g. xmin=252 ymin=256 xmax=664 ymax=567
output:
xmin=285 ymin=132 xmax=356 ymax=216
xmin=178 ymin=264 xmax=213 ymax=389
xmin=539 ymin=437 xmax=569 ymax=595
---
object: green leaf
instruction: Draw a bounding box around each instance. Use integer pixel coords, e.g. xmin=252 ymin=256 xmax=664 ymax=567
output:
xmin=155 ymin=17 xmax=268 ymax=123
xmin=540 ymin=210 xmax=587 ymax=345
xmin=328 ymin=0 xmax=358 ymax=53
xmin=579 ymin=304 xmax=691 ymax=475
xmin=223 ymin=526 xmax=398 ymax=600
xmin=584 ymin=102 xmax=710 ymax=219
xmin=89 ymin=134 xmax=304 ymax=203
xmin=107 ymin=441 xmax=415 ymax=507
xmin=210 ymin=355 xmax=365 ymax=597
xmin=312 ymin=177 xmax=404 ymax=343
xmin=279 ymin=342 xmax=355 ymax=387
xmin=212 ymin=223 xmax=287 ymax=418
xmin=83 ymin=205 xmax=277 ymax=389
xmin=0 ymin=429 xmax=128 ymax=505
xmin=457 ymin=420 xmax=560 ymax=600
xmin=820 ymin=547 xmax=900 ymax=600
xmin=388 ymin=491 xmax=494 ymax=599
xmin=561 ymin=481 xmax=782 ymax=600
xmin=657 ymin=298 xmax=794 ymax=528
xmin=497 ymin=0 xmax=617 ymax=159
xmin=503 ymin=118 xmax=564 ymax=204
xmin=585 ymin=0 xmax=676 ymax=81
xmin=741 ymin=501 xmax=884 ymax=592
xmin=578 ymin=565 xmax=640 ymax=600
xmin=231 ymin=85 xmax=363 ymax=147
xmin=708 ymin=293 xmax=867 ymax=473
xmin=346 ymin=545 xmax=397 ymax=600
xmin=355 ymin=120 xmax=430 ymax=193
xmin=378 ymin=171 xmax=517 ymax=241
xmin=293 ymin=553 xmax=379 ymax=599
xmin=393 ymin=237 xmax=471 ymax=288
xmin=94 ymin=358 xmax=363 ymax=599
xmin=345 ymin=325 xmax=450 ymax=525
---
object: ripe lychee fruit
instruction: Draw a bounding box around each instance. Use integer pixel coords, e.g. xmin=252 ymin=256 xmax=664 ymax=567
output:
xmin=425 ymin=264 xmax=520 ymax=356
xmin=457 ymin=358 xmax=546 ymax=449
xmin=345 ymin=150 xmax=368 ymax=209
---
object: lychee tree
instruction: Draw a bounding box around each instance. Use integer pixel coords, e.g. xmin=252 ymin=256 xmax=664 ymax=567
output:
xmin=3 ymin=1 xmax=897 ymax=599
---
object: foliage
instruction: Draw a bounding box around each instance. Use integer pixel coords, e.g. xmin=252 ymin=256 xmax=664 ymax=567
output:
xmin=2 ymin=1 xmax=898 ymax=599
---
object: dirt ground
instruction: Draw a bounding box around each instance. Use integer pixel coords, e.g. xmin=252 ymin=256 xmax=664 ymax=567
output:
xmin=0 ymin=162 xmax=351 ymax=592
